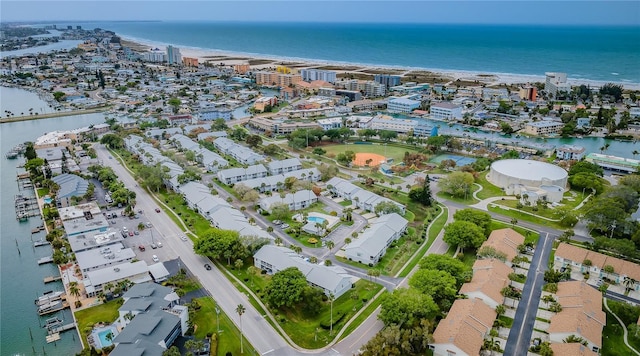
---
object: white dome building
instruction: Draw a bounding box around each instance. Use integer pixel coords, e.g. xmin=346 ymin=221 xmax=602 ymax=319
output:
xmin=488 ymin=159 xmax=568 ymax=203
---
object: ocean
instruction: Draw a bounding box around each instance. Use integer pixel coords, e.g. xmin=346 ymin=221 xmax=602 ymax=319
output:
xmin=60 ymin=21 xmax=640 ymax=84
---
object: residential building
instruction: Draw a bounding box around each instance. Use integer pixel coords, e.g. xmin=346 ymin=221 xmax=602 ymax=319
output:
xmin=519 ymin=86 xmax=538 ymax=101
xmin=142 ymin=48 xmax=165 ymax=63
xmin=548 ymin=281 xmax=605 ymax=353
xmin=300 ymin=69 xmax=337 ymax=83
xmin=524 ymin=121 xmax=564 ymax=136
xmin=363 ymin=81 xmax=386 ymax=97
xmin=387 ymin=96 xmax=420 ymax=113
xmin=317 ymin=117 xmax=343 ymax=130
xmin=554 ymin=243 xmax=640 ymax=288
xmin=166 ymin=45 xmax=181 ymax=65
xmin=374 ymin=74 xmax=402 ymax=88
xmin=259 ymin=190 xmax=318 ymax=213
xmin=253 ymin=245 xmax=353 ymax=298
xmin=335 ymin=90 xmax=362 ymax=102
xmin=267 ymin=158 xmax=302 ymax=175
xmin=217 ymin=164 xmax=268 ymax=185
xmin=116 ymin=283 xmax=180 ymax=329
xmin=254 ymin=71 xmax=302 ymax=87
xmin=430 ymin=298 xmax=497 ymax=356
xmin=576 ymin=117 xmax=591 ymax=128
xmin=479 ymin=228 xmax=525 ymax=265
xmin=556 ymin=144 xmax=586 ymax=160
xmin=369 ymin=115 xmax=418 ymax=134
xmin=51 ymin=174 xmax=89 ymax=207
xmin=585 ymin=153 xmax=640 ymax=174
xmin=182 ymin=57 xmax=198 ymax=67
xmin=34 ymin=130 xmax=73 ymax=149
xmin=326 ymin=177 xmax=405 ymax=214
xmin=75 ymin=242 xmax=136 ymax=276
xmin=170 ymin=134 xmax=228 ymax=172
xmin=213 ymin=137 xmax=264 ymax=165
xmin=318 ymin=87 xmax=336 ymax=97
xmin=234 ymin=64 xmax=251 ymax=74
xmin=545 ymin=72 xmax=571 ymax=97
xmin=344 ymin=213 xmax=408 ymax=266
xmin=198 ymin=107 xmax=232 ymax=121
xmin=549 ymin=344 xmax=598 ymax=356
xmin=253 ymin=96 xmax=278 ymax=113
xmin=242 ymin=168 xmax=321 ymax=192
xmin=459 ymin=259 xmax=512 ymax=309
xmin=247 ymin=116 xmax=321 ymax=135
xmin=84 ymin=261 xmax=151 ymax=297
xmin=430 ymin=102 xmax=463 ymax=120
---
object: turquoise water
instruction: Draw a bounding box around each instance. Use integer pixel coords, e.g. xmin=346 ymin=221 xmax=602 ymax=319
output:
xmin=66 ymin=21 xmax=640 ymax=83
xmin=97 ymin=328 xmax=117 ymax=348
xmin=307 ymin=216 xmax=326 ymax=224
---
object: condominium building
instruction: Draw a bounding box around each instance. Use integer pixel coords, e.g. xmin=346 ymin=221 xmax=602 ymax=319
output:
xmin=430 ymin=102 xmax=463 ymax=120
xmin=255 ymin=71 xmax=302 ymax=87
xmin=364 ymin=81 xmax=386 ymax=97
xmin=556 ymin=144 xmax=586 ymax=160
xmin=519 ymin=86 xmax=538 ymax=101
xmin=182 ymin=57 xmax=198 ymax=67
xmin=369 ymin=115 xmax=418 ymax=134
xmin=374 ymin=74 xmax=402 ymax=88
xmin=545 ymin=72 xmax=571 ymax=97
xmin=387 ymin=96 xmax=420 ymax=113
xmin=300 ymin=69 xmax=337 ymax=83
xmin=524 ymin=121 xmax=564 ymax=136
xmin=142 ymin=49 xmax=166 ymax=63
xmin=166 ymin=45 xmax=181 ymax=65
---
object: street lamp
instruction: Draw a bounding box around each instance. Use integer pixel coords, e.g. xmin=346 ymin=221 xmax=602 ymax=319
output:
xmin=215 ymin=306 xmax=220 ymax=333
xmin=610 ymin=222 xmax=617 ymax=239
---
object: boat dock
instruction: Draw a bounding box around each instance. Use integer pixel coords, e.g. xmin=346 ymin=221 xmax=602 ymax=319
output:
xmin=49 ymin=322 xmax=76 ymax=334
xmin=17 ymin=172 xmax=34 ymax=191
xmin=15 ymin=194 xmax=40 ymax=220
xmin=43 ymin=275 xmax=62 ymax=283
xmin=34 ymin=240 xmax=50 ymax=247
xmin=38 ymin=300 xmax=69 ymax=316
xmin=37 ymin=256 xmax=53 ymax=264
xmin=43 ymin=317 xmax=77 ymax=343
xmin=32 ymin=225 xmax=45 ymax=234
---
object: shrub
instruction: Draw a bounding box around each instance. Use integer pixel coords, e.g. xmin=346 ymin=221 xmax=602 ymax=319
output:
xmin=319 ymin=311 xmax=345 ymax=329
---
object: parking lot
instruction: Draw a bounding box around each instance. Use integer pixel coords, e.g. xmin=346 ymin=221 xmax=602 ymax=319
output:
xmin=102 ymin=208 xmax=187 ymax=265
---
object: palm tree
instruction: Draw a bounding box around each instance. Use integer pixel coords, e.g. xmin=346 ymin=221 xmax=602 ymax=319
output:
xmin=563 ymin=334 xmax=588 ymax=346
xmin=344 ymin=238 xmax=352 ymax=246
xmin=495 ymin=304 xmax=505 ymax=316
xmin=236 ymin=304 xmax=246 ymax=354
xmin=274 ymin=236 xmax=281 ymax=245
xmin=326 ymin=240 xmax=335 ymax=251
xmin=510 ymin=218 xmax=518 ymax=227
xmin=623 ymin=277 xmax=637 ymax=293
xmin=541 ymin=294 xmax=556 ymax=307
xmin=633 ymin=150 xmax=639 ymax=159
xmin=69 ymin=281 xmax=81 ymax=301
xmin=328 ymin=293 xmax=335 ymax=335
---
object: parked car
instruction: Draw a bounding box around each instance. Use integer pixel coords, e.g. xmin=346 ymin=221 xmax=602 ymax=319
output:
xmin=281 ymin=223 xmax=290 ymax=229
xmin=134 ymin=231 xmax=139 ymax=235
xmin=138 ymin=245 xmax=145 ymax=251
xmin=145 ymin=222 xmax=152 ymax=228
xmin=204 ymin=264 xmax=212 ymax=270
xmin=128 ymin=231 xmax=134 ymax=236
xmin=155 ymin=208 xmax=161 ymax=213
xmin=157 ymin=242 xmax=163 ymax=248
xmin=152 ymin=255 xmax=159 ymax=262
xmin=180 ymin=235 xmax=188 ymax=241
xmin=122 ymin=227 xmax=128 ymax=233
xmin=151 ymin=243 xmax=157 ymax=249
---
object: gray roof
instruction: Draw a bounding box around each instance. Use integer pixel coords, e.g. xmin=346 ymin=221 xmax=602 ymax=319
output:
xmin=75 ymin=243 xmax=136 ymax=271
xmin=120 ymin=282 xmax=177 ymax=313
xmin=254 ymin=245 xmax=352 ymax=295
xmin=346 ymin=213 xmax=408 ymax=258
xmin=85 ymin=261 xmax=151 ymax=287
xmin=111 ymin=338 xmax=164 ymax=356
xmin=267 ymin=158 xmax=302 ymax=172
xmin=112 ymin=308 xmax=180 ymax=345
xmin=259 ymin=190 xmax=317 ymax=211
xmin=36 ymin=147 xmax=64 ymax=161
xmin=197 ymin=131 xmax=227 ymax=141
xmin=217 ymin=164 xmax=267 ymax=180
xmin=52 ymin=173 xmax=89 ymax=200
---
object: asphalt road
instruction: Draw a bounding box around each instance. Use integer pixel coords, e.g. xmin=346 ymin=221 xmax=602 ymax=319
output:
xmin=503 ymin=232 xmax=555 ymax=356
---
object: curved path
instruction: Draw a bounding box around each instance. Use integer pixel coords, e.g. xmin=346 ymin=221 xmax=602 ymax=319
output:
xmin=604 ymin=297 xmax=640 ymax=356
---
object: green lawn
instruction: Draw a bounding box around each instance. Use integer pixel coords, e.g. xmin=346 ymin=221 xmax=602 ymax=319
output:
xmin=398 ymin=204 xmax=448 ymax=278
xmin=157 ymin=190 xmax=213 ymax=238
xmin=603 ymin=308 xmax=637 ymax=356
xmin=74 ymin=299 xmax=122 ymax=347
xmin=487 ymin=204 xmax=563 ymax=230
xmin=339 ymin=290 xmax=387 ymax=341
xmin=37 ymin=187 xmax=49 ymax=198
xmin=321 ymin=143 xmax=421 ymax=163
xmin=476 ymin=171 xmax=505 ymax=200
xmin=494 ymin=200 xmax=563 ymax=220
xmin=190 ymin=297 xmax=257 ymax=356
xmin=436 ymin=186 xmax=480 ymax=204
xmin=339 ymin=200 xmax=353 ymax=206
xmin=498 ymin=315 xmax=514 ymax=328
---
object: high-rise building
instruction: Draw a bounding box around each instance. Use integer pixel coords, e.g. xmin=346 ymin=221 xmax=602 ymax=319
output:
xmin=545 ymin=72 xmax=570 ymax=98
xmin=166 ymin=45 xmax=182 ymax=65
xmin=374 ymin=74 xmax=402 ymax=88
xmin=300 ymin=69 xmax=337 ymax=83
xmin=519 ymin=86 xmax=538 ymax=101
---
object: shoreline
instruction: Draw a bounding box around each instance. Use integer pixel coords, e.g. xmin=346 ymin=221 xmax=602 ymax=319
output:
xmin=118 ymin=34 xmax=640 ymax=90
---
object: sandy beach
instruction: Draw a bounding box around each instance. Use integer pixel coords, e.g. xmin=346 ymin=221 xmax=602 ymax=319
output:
xmin=119 ymin=35 xmax=640 ymax=90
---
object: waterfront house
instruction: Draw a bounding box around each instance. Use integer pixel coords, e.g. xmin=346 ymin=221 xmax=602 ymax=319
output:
xmin=524 ymin=121 xmax=563 ymax=136
xmin=75 ymin=242 xmax=136 ymax=276
xmin=84 ymin=261 xmax=151 ymax=297
xmin=51 ymin=173 xmax=89 ymax=207
xmin=253 ymin=245 xmax=353 ymax=298
xmin=116 ymin=283 xmax=181 ymax=329
xmin=430 ymin=298 xmax=497 ymax=356
xmin=343 ymin=213 xmax=408 ymax=266
xmin=556 ymin=144 xmax=586 ymax=161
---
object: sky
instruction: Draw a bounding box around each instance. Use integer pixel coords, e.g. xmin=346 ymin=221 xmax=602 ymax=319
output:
xmin=1 ymin=1 xmax=639 ymax=25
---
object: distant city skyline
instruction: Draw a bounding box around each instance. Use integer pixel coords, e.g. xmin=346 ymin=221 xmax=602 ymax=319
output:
xmin=1 ymin=1 xmax=639 ymax=26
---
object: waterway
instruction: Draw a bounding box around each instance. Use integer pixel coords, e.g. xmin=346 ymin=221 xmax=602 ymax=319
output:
xmin=0 ymin=40 xmax=82 ymax=58
xmin=1 ymin=88 xmax=105 ymax=355
xmin=0 ymin=86 xmax=58 ymax=118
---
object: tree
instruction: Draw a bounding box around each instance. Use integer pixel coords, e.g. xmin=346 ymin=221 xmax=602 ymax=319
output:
xmin=211 ymin=118 xmax=228 ymax=131
xmin=236 ymin=304 xmax=246 ymax=354
xmin=100 ymin=134 xmax=125 ymax=149
xmin=53 ymin=91 xmax=66 ymax=102
xmin=438 ymin=171 xmax=475 ymax=198
xmin=477 ymin=246 xmax=508 ymax=262
xmin=379 ymin=130 xmax=398 ymax=142
xmin=563 ymin=335 xmax=588 ymax=346
xmin=318 ymin=163 xmax=338 ymax=181
xmin=163 ymin=346 xmax=181 ymax=356
xmin=374 ymin=201 xmax=403 ymax=216
xmin=599 ymin=82 xmax=623 ymax=102
xmin=569 ymin=161 xmax=603 ymax=177
xmin=270 ymin=202 xmax=291 ymax=221
xmin=409 ymin=269 xmax=458 ymax=309
xmin=379 ymin=288 xmax=439 ymax=327
xmin=408 ymin=177 xmax=433 ymax=207
xmin=442 ymin=220 xmax=486 ymax=252
xmin=194 ymin=229 xmax=247 ymax=265
xmin=69 ymin=281 xmax=81 ymax=301
xmin=245 ymin=134 xmax=263 ymax=148
xmin=453 ymin=208 xmax=492 ymax=236
xmin=299 ymin=286 xmax=324 ymax=316
xmin=326 ymin=240 xmax=335 ymax=251
xmin=263 ymin=143 xmax=281 ymax=155
xmin=539 ymin=342 xmax=554 ymax=356
xmin=419 ymin=254 xmax=471 ymax=288
xmin=265 ymin=267 xmax=308 ymax=308
xmin=168 ymin=97 xmax=181 ymax=113
xmin=569 ymin=172 xmax=604 ymax=194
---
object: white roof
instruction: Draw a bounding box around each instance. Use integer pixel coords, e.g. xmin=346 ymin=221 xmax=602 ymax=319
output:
xmin=491 ymin=159 xmax=568 ymax=181
xmin=86 ymin=261 xmax=151 ymax=286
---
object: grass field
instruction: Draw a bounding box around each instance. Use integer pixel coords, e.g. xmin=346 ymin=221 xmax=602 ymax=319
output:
xmin=603 ymin=308 xmax=637 ymax=356
xmin=476 ymin=172 xmax=505 ymax=200
xmin=321 ymin=143 xmax=420 ymax=163
xmin=74 ymin=299 xmax=122 ymax=347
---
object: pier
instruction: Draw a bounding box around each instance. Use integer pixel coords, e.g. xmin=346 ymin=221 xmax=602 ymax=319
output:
xmin=38 ymin=300 xmax=69 ymax=316
xmin=15 ymin=193 xmax=40 ymax=220
xmin=37 ymin=256 xmax=53 ymax=264
xmin=43 ymin=275 xmax=62 ymax=284
xmin=34 ymin=240 xmax=50 ymax=247
xmin=32 ymin=225 xmax=46 ymax=234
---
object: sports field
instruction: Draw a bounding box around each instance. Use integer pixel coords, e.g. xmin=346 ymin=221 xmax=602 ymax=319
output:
xmin=321 ymin=143 xmax=420 ymax=163
xmin=353 ymin=152 xmax=386 ymax=166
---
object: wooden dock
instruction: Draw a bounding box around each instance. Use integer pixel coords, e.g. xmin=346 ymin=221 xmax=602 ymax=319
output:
xmin=38 ymin=256 xmax=53 ymax=264
xmin=34 ymin=240 xmax=50 ymax=247
xmin=46 ymin=333 xmax=61 ymax=343
xmin=49 ymin=322 xmax=76 ymax=334
xmin=38 ymin=301 xmax=69 ymax=316
xmin=43 ymin=275 xmax=62 ymax=284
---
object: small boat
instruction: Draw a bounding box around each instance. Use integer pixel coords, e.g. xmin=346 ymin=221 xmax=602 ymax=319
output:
xmin=35 ymin=291 xmax=64 ymax=305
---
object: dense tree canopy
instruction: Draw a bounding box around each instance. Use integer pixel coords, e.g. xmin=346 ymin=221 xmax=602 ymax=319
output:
xmin=453 ymin=208 xmax=492 ymax=236
xmin=443 ymin=220 xmax=486 ymax=251
xmin=374 ymin=201 xmax=404 ymax=216
xmin=419 ymin=254 xmax=471 ymax=288
xmin=194 ymin=229 xmax=247 ymax=264
xmin=409 ymin=269 xmax=458 ymax=309
xmin=264 ymin=267 xmax=308 ymax=308
xmin=568 ymin=161 xmax=603 ymax=177
xmin=438 ymin=171 xmax=475 ymax=198
xmin=379 ymin=288 xmax=439 ymax=327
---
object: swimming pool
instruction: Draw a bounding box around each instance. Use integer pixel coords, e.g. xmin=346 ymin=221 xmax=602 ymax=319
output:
xmin=97 ymin=328 xmax=117 ymax=348
xmin=43 ymin=196 xmax=53 ymax=205
xmin=307 ymin=216 xmax=326 ymax=224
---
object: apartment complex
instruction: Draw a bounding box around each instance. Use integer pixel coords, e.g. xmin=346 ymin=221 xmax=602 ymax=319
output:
xmin=545 ymin=72 xmax=571 ymax=97
xmin=524 ymin=121 xmax=564 ymax=136
xmin=556 ymin=144 xmax=586 ymax=160
xmin=255 ymin=71 xmax=302 ymax=87
xmin=374 ymin=74 xmax=402 ymax=88
xmin=259 ymin=190 xmax=318 ymax=213
xmin=300 ymin=69 xmax=337 ymax=83
xmin=326 ymin=177 xmax=405 ymax=214
xmin=387 ymin=96 xmax=421 ymax=113
xmin=166 ymin=45 xmax=181 ymax=65
xmin=343 ymin=213 xmax=408 ymax=266
xmin=430 ymin=102 xmax=463 ymax=120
